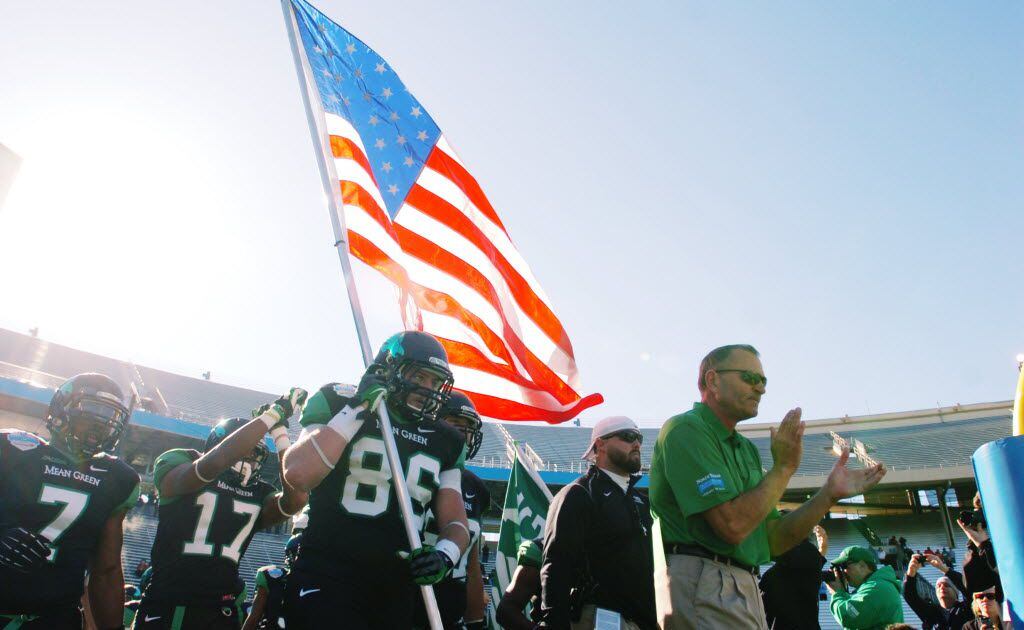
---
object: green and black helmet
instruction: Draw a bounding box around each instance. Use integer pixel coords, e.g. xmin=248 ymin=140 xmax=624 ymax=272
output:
xmin=204 ymin=417 xmax=269 ymax=487
xmin=47 ymin=372 xmax=132 ymax=459
xmin=371 ymin=331 xmax=454 ymax=422
xmin=439 ymin=390 xmax=483 ymax=459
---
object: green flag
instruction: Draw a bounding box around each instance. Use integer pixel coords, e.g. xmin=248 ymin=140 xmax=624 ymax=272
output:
xmin=488 ymin=443 xmax=554 ymax=626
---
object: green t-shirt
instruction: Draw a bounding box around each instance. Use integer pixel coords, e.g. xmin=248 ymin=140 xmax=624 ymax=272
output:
xmin=649 ymin=402 xmax=778 ymax=567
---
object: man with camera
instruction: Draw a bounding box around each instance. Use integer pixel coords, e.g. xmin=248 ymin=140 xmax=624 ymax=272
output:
xmin=824 ymin=546 xmax=903 ymax=629
xmin=958 ymin=495 xmax=1002 ymax=601
xmin=901 ymin=552 xmax=972 ymax=630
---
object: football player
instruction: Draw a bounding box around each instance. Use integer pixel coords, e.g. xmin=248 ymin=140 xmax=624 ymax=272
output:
xmin=281 ymin=331 xmax=471 ymax=629
xmin=415 ymin=391 xmax=490 ymax=629
xmin=134 ymin=388 xmax=309 ymax=629
xmin=242 ymin=532 xmax=301 ymax=630
xmin=495 ymin=539 xmax=544 ymax=630
xmin=0 ymin=372 xmax=140 ymax=629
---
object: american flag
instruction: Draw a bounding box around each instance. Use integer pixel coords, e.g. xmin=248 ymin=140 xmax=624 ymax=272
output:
xmin=288 ymin=0 xmax=603 ymax=423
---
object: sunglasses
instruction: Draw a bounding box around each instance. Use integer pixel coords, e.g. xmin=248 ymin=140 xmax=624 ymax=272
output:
xmin=603 ymin=430 xmax=643 ymax=444
xmin=974 ymin=593 xmax=997 ymax=601
xmin=715 ymin=369 xmax=768 ymax=387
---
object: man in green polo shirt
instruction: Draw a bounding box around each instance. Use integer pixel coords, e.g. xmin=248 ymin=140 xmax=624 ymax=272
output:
xmin=649 ymin=344 xmax=887 ymax=629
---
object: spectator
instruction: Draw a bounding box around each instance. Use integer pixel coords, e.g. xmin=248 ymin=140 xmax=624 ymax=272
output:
xmin=825 ymin=546 xmax=903 ymax=629
xmin=884 ymin=537 xmax=899 ymax=570
xmin=649 ymin=344 xmax=886 ymax=630
xmin=901 ymin=553 xmax=972 ymax=630
xmin=134 ymin=558 xmax=150 ymax=579
xmin=963 ymin=588 xmax=1009 ymax=629
xmin=539 ymin=416 xmax=656 ymax=629
xmin=497 ymin=539 xmax=543 ymax=630
xmin=958 ymin=492 xmax=1001 ymax=601
xmin=759 ymin=524 xmax=829 ymax=629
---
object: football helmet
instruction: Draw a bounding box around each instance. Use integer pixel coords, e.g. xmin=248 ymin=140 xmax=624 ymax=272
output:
xmin=439 ymin=390 xmax=483 ymax=460
xmin=204 ymin=417 xmax=268 ymax=487
xmin=284 ymin=532 xmax=303 ymax=568
xmin=47 ymin=373 xmax=131 ymax=459
xmin=370 ymin=331 xmax=454 ymax=422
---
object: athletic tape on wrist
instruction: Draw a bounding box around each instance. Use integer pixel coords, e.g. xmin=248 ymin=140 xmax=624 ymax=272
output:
xmin=310 ymin=434 xmax=335 ymax=470
xmin=259 ymin=407 xmax=283 ymax=430
xmin=325 ymin=407 xmax=363 ymax=442
xmin=435 ymin=538 xmax=462 ymax=567
xmin=270 ymin=425 xmax=291 ymax=450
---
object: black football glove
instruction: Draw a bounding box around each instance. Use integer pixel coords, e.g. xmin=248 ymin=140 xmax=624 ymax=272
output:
xmin=406 ymin=544 xmax=454 ymax=585
xmin=356 ymin=371 xmax=388 ymax=410
xmin=0 ymin=527 xmax=51 ymax=572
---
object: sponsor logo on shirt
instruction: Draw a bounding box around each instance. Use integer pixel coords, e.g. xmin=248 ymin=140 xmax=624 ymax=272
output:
xmin=44 ymin=464 xmax=102 ymax=487
xmin=696 ymin=473 xmax=726 ymax=497
xmin=7 ymin=432 xmax=40 ymax=451
xmin=333 ymin=383 xmax=357 ymax=397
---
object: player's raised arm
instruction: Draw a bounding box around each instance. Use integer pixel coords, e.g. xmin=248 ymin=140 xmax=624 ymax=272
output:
xmin=256 ymin=411 xmax=308 ymax=528
xmin=282 ymin=378 xmax=382 ymax=492
xmin=158 ymin=388 xmax=306 ymax=499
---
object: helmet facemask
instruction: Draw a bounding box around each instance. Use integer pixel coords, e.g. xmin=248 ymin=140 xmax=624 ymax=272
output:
xmin=50 ymin=389 xmax=129 ymax=459
xmin=227 ymin=442 xmax=269 ymax=487
xmin=385 ymin=362 xmax=453 ymax=423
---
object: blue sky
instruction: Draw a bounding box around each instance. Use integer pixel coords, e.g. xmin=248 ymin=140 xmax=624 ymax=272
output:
xmin=0 ymin=1 xmax=1021 ymax=426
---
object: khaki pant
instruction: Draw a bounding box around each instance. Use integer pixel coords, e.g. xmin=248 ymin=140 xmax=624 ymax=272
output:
xmin=572 ymin=605 xmax=644 ymax=630
xmin=654 ymin=554 xmax=767 ymax=630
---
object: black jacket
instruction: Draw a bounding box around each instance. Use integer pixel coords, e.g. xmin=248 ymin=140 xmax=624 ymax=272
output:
xmin=963 ymin=540 xmax=1002 ymax=601
xmin=539 ymin=467 xmax=656 ymax=630
xmin=902 ymin=569 xmax=973 ymax=630
xmin=759 ymin=539 xmax=825 ymax=630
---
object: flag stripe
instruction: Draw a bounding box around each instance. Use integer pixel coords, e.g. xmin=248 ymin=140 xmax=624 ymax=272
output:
xmin=425 ymin=146 xmax=509 ymax=237
xmin=394 ymin=224 xmax=582 ymax=404
xmin=403 ymin=182 xmax=571 ymax=354
xmin=347 ymin=219 xmax=583 ymax=406
xmin=462 ymin=388 xmax=605 ymax=423
xmin=416 ymin=162 xmax=554 ymax=308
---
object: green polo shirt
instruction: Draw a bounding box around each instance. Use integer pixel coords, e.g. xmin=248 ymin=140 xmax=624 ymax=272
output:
xmin=649 ymin=402 xmax=779 ymax=567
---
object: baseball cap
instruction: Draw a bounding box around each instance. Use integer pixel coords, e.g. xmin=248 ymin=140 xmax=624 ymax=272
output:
xmin=832 ymin=546 xmax=877 ymax=568
xmin=582 ymin=416 xmax=639 ymax=460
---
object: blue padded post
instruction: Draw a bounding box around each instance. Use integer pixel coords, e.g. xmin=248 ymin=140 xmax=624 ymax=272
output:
xmin=972 ymin=435 xmax=1024 ymax=627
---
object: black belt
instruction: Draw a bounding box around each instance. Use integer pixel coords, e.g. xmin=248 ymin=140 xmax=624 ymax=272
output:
xmin=664 ymin=542 xmax=760 ymax=576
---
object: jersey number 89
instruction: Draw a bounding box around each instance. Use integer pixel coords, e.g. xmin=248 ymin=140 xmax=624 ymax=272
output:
xmin=340 ymin=435 xmax=440 ymax=531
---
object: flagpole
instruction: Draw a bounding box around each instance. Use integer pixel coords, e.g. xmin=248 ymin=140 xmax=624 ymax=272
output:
xmin=280 ymin=3 xmax=445 ymax=627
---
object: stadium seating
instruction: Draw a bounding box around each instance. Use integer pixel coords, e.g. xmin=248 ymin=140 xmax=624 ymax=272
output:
xmin=788 ymin=514 xmax=972 ymax=630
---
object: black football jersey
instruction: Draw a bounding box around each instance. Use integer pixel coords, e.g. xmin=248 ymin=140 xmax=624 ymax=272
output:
xmin=0 ymin=429 xmax=139 ymax=613
xmin=253 ymin=564 xmax=288 ymax=629
xmin=296 ymin=383 xmax=466 ymax=579
xmin=423 ymin=468 xmax=489 ymax=580
xmin=145 ymin=449 xmax=274 ymax=605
